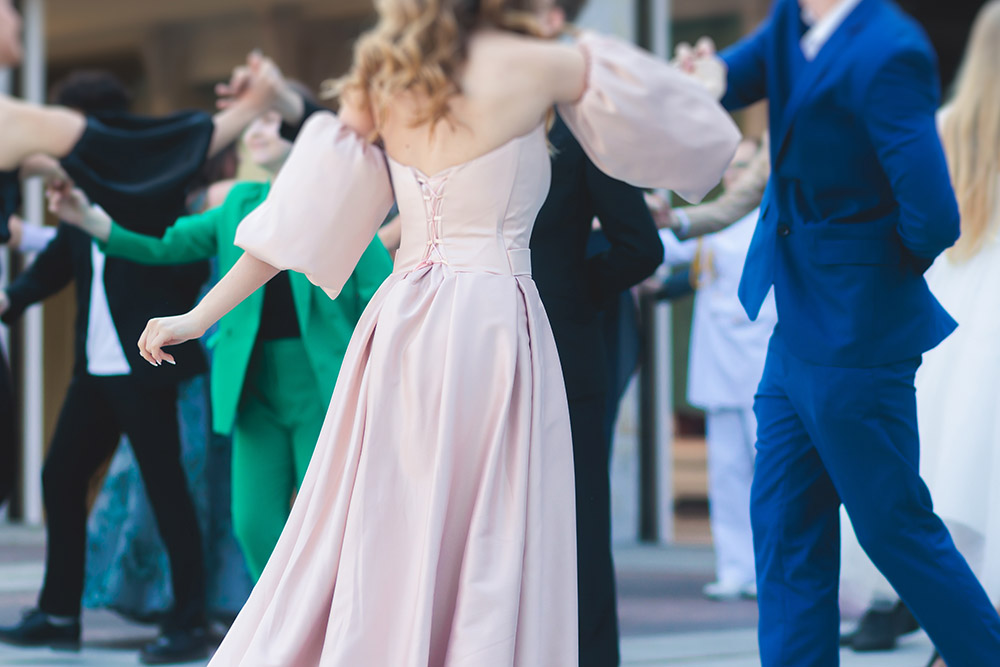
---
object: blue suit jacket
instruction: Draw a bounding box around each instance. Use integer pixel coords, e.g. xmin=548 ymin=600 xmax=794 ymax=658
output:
xmin=723 ymin=0 xmax=959 ymax=367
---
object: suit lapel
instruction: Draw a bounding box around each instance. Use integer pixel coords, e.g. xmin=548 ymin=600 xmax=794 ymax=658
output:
xmin=774 ymin=0 xmax=876 ymax=162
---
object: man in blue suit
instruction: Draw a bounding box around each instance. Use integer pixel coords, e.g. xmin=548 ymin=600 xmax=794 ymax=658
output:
xmin=686 ymin=0 xmax=1000 ymax=664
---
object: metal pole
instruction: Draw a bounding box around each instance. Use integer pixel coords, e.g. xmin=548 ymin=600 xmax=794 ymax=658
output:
xmin=654 ymin=0 xmax=675 ymax=546
xmin=20 ymin=0 xmax=47 ymax=526
xmin=637 ymin=0 xmax=675 ymax=544
xmin=637 ymin=291 xmax=659 ymax=541
xmin=0 ymin=66 xmax=9 ymax=523
xmin=0 ymin=67 xmax=10 ymax=359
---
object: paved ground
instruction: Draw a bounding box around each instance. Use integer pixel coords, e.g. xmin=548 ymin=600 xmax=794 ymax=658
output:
xmin=0 ymin=524 xmax=934 ymax=666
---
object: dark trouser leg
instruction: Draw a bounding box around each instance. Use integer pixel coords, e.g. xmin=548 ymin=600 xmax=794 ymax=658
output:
xmin=0 ymin=349 xmax=18 ymax=508
xmin=601 ymin=292 xmax=640 ymax=451
xmin=108 ymin=377 xmax=205 ymax=632
xmin=569 ymin=392 xmax=620 ymax=667
xmin=38 ymin=376 xmax=122 ymax=617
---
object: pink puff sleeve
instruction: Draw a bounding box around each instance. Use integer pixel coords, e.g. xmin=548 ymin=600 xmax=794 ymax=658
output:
xmin=557 ymin=32 xmax=742 ymax=204
xmin=234 ymin=112 xmax=394 ymax=298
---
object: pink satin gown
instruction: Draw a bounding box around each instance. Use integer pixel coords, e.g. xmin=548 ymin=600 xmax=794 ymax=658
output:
xmin=208 ymin=33 xmax=740 ymax=666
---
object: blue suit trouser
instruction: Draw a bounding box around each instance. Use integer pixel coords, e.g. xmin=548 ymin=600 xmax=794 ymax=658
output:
xmin=752 ymin=330 xmax=1000 ymax=666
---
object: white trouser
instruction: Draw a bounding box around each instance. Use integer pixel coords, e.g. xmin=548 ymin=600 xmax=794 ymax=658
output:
xmin=706 ymin=407 xmax=757 ymax=585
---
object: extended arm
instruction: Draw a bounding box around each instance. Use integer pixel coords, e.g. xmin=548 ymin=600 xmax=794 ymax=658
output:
xmin=48 ymin=183 xmax=220 ymax=264
xmin=138 ymin=96 xmax=389 ymax=366
xmin=0 ymin=51 xmax=305 ymax=172
xmin=0 ymin=96 xmax=85 ymax=171
xmin=138 ymin=252 xmax=278 ymax=365
xmin=556 ymin=32 xmax=741 ymax=202
xmin=675 ymin=138 xmax=770 ymax=239
xmin=719 ymin=20 xmax=771 ymax=111
xmin=863 ymin=47 xmax=959 ymax=268
xmin=209 ymin=52 xmax=313 ymax=156
xmin=104 ymin=210 xmax=220 ymax=265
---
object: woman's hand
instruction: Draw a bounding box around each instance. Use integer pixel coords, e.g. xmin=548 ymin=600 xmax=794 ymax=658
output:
xmin=673 ymin=37 xmax=727 ymax=100
xmin=20 ymin=153 xmax=68 ymax=182
xmin=46 ymin=182 xmax=113 ymax=241
xmin=140 ymin=253 xmax=279 ymax=367
xmin=137 ymin=312 xmax=209 ymax=366
xmin=46 ymin=181 xmax=89 ymax=225
xmin=209 ymin=51 xmax=300 ymax=157
xmin=216 ymin=51 xmax=293 ymax=117
xmin=645 ymin=192 xmax=679 ymax=230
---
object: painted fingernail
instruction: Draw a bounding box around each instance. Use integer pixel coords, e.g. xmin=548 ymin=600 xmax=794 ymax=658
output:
xmin=165 ymin=359 xmax=176 ymax=365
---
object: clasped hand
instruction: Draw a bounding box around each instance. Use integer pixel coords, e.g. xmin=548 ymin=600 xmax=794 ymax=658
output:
xmin=672 ymin=37 xmax=727 ymax=101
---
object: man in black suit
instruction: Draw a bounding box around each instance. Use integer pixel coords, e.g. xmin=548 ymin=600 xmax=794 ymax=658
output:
xmin=0 ymin=72 xmax=210 ymax=665
xmin=530 ymin=3 xmax=665 ymax=665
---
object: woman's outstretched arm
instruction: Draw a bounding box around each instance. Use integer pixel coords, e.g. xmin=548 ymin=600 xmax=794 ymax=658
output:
xmin=0 ymin=51 xmax=302 ymax=170
xmin=0 ymin=96 xmax=85 ymax=170
xmin=138 ymin=253 xmax=278 ymax=366
xmin=138 ymin=92 xmax=381 ymax=367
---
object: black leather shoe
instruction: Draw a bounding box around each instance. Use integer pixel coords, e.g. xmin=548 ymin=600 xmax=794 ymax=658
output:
xmin=139 ymin=627 xmax=209 ymax=665
xmin=891 ymin=601 xmax=919 ymax=637
xmin=845 ymin=601 xmax=920 ymax=652
xmin=0 ymin=608 xmax=80 ymax=651
xmin=849 ymin=607 xmax=900 ymax=651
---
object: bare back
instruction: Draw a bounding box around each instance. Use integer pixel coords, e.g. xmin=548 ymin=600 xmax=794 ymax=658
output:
xmin=373 ymin=30 xmax=586 ymax=177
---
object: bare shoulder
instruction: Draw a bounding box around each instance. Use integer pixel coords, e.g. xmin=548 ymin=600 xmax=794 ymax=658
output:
xmin=469 ymin=31 xmax=587 ymax=106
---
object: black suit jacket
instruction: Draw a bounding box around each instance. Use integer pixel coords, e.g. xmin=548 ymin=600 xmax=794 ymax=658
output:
xmin=530 ymin=116 xmax=664 ymax=401
xmin=2 ymin=223 xmax=208 ymax=385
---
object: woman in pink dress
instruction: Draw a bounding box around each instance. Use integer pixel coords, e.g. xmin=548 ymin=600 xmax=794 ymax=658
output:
xmin=137 ymin=1 xmax=741 ymax=664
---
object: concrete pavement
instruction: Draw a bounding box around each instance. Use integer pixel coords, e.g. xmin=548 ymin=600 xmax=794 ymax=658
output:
xmin=0 ymin=525 xmax=935 ymax=666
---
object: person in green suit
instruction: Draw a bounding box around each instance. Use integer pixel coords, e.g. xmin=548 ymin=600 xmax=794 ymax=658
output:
xmin=49 ymin=109 xmax=393 ymax=580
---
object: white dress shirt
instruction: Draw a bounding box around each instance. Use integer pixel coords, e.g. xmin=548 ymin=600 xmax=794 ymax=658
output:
xmin=801 ymin=0 xmax=863 ymax=61
xmin=86 ymin=240 xmax=131 ymax=376
xmin=17 ymin=223 xmax=56 ymax=253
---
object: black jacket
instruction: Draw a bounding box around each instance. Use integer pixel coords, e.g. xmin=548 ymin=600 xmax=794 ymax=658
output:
xmin=530 ymin=116 xmax=664 ymax=400
xmin=2 ymin=223 xmax=208 ymax=385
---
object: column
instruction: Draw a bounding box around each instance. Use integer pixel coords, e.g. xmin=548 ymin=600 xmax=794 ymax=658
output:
xmin=19 ymin=0 xmax=47 ymax=525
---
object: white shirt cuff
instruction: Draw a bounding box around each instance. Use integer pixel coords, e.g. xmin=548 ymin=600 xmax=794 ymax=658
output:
xmin=19 ymin=224 xmax=57 ymax=254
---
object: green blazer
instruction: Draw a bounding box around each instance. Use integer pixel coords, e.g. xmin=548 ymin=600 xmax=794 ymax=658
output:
xmin=101 ymin=181 xmax=393 ymax=435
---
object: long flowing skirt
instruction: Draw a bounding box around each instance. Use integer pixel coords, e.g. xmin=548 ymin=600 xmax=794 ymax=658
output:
xmin=209 ymin=264 xmax=579 ymax=666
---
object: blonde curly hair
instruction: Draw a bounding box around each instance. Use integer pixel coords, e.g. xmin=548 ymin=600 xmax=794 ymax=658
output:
xmin=324 ymin=0 xmax=546 ymax=133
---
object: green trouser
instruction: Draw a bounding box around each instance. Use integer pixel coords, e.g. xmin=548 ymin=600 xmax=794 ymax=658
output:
xmin=231 ymin=338 xmax=326 ymax=581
